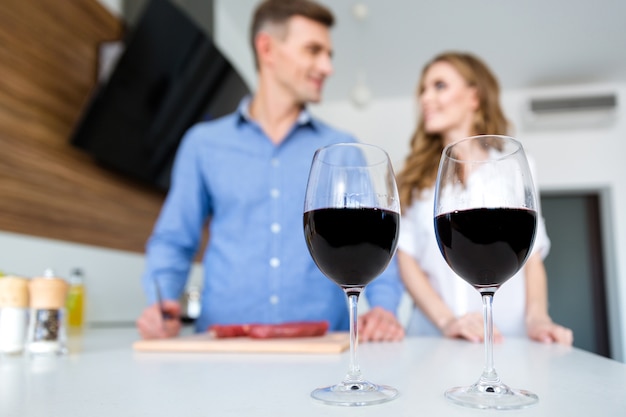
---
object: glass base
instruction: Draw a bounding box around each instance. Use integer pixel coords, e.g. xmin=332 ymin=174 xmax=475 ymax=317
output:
xmin=445 ymin=380 xmax=538 ymax=410
xmin=312 ymin=380 xmax=398 ymax=406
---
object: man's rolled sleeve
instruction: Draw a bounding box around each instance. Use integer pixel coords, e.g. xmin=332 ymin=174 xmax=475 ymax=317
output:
xmin=364 ymin=256 xmax=403 ymax=315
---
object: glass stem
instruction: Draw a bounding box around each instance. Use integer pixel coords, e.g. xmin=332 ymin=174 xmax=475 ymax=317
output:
xmin=345 ymin=289 xmax=363 ymax=382
xmin=480 ymin=292 xmax=499 ymax=383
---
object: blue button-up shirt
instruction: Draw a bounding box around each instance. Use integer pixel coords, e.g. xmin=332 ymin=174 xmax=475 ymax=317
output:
xmin=142 ymin=98 xmax=403 ymax=332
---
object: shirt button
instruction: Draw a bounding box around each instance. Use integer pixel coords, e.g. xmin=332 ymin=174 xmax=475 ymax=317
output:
xmin=269 ymin=257 xmax=280 ymax=268
xmin=270 ymin=223 xmax=281 ymax=233
xmin=271 ymin=158 xmax=279 ymax=167
xmin=269 ymin=295 xmax=279 ymax=305
xmin=270 ymin=189 xmax=280 ymax=198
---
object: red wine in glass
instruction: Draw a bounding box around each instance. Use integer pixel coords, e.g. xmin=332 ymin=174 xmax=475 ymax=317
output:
xmin=434 ymin=135 xmax=540 ymax=410
xmin=303 ymin=142 xmax=400 ymax=406
xmin=304 ymin=207 xmax=399 ymax=289
xmin=435 ymin=207 xmax=537 ymax=291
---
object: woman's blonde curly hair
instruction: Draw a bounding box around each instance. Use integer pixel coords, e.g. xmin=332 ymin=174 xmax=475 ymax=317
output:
xmin=396 ymin=52 xmax=510 ymax=212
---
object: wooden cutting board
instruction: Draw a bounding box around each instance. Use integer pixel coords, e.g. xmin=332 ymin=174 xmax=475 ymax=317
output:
xmin=133 ymin=331 xmax=350 ymax=354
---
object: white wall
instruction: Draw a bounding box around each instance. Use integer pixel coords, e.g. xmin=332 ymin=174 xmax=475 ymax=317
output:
xmin=0 ymin=231 xmax=145 ymax=325
xmin=505 ymin=84 xmax=626 ymax=362
xmin=0 ymin=231 xmax=204 ymax=326
xmin=312 ymin=84 xmax=626 ymax=361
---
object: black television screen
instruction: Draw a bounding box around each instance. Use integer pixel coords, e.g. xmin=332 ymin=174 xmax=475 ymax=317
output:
xmin=71 ymin=0 xmax=250 ymax=190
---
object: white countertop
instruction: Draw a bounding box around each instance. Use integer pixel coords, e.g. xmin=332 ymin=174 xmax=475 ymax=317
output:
xmin=1 ymin=327 xmax=625 ymax=416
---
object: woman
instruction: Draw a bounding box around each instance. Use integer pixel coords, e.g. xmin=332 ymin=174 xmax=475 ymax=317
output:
xmin=396 ymin=51 xmax=573 ymax=345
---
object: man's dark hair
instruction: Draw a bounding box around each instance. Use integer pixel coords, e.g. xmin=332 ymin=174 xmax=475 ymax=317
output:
xmin=250 ymin=0 xmax=335 ymax=68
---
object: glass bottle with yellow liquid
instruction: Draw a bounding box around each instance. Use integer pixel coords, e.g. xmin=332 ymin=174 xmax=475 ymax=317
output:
xmin=66 ymin=268 xmax=86 ymax=329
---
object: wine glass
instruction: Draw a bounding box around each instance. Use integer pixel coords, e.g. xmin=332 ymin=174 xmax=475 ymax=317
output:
xmin=303 ymin=142 xmax=400 ymax=406
xmin=433 ymin=135 xmax=539 ymax=410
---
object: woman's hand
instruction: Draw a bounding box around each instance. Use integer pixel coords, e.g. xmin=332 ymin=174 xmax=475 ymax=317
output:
xmin=527 ymin=317 xmax=573 ymax=345
xmin=441 ymin=311 xmax=503 ymax=343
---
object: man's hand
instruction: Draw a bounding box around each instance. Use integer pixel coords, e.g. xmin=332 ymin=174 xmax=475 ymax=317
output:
xmin=357 ymin=307 xmax=404 ymax=342
xmin=136 ymin=300 xmax=182 ymax=340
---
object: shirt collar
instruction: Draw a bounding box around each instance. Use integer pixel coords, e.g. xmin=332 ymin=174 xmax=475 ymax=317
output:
xmin=236 ymin=96 xmax=318 ymax=131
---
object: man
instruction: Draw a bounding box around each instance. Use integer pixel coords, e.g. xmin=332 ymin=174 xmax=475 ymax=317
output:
xmin=136 ymin=0 xmax=404 ymax=342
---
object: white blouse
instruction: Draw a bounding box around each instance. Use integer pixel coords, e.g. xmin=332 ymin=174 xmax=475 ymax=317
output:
xmin=398 ymin=177 xmax=550 ymax=337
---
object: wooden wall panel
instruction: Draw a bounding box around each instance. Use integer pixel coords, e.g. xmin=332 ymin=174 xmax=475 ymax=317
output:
xmin=0 ymin=0 xmax=166 ymax=253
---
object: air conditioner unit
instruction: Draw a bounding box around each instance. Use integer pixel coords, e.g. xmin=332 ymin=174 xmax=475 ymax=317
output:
xmin=523 ymin=92 xmax=618 ymax=131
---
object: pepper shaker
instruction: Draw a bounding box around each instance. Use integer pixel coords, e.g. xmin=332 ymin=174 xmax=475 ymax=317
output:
xmin=0 ymin=276 xmax=29 ymax=354
xmin=27 ymin=273 xmax=69 ymax=355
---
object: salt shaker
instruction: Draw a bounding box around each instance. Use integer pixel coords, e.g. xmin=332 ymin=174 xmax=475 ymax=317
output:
xmin=27 ymin=273 xmax=69 ymax=355
xmin=0 ymin=276 xmax=29 ymax=354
